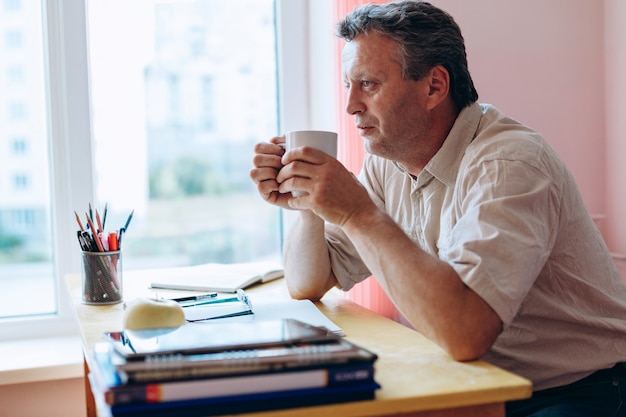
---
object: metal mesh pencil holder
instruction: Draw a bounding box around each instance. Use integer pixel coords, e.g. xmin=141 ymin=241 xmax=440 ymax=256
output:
xmin=81 ymin=250 xmax=123 ymax=304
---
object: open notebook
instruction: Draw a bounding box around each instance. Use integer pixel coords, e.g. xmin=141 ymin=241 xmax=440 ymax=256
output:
xmin=149 ymin=262 xmax=284 ymax=293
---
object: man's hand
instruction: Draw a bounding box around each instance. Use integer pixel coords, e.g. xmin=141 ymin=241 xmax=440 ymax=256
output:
xmin=250 ymin=136 xmax=293 ymax=210
xmin=277 ymin=146 xmax=374 ymax=226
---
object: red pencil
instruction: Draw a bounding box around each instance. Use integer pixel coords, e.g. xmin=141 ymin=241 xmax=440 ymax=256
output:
xmin=85 ymin=213 xmax=104 ymax=252
xmin=96 ymin=210 xmax=103 ymax=233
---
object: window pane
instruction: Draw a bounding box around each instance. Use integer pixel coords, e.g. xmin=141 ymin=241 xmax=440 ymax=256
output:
xmin=0 ymin=0 xmax=56 ymax=319
xmin=86 ymin=0 xmax=281 ymax=270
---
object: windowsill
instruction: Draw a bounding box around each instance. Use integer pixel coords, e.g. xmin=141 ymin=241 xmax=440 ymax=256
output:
xmin=0 ymin=335 xmax=83 ymax=386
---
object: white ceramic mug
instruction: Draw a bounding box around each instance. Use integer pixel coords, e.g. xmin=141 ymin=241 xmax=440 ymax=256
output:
xmin=284 ymin=130 xmax=338 ymax=196
xmin=285 ymin=130 xmax=338 ymax=158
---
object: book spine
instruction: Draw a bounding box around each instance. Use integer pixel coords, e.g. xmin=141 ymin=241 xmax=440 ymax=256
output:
xmin=123 ymin=357 xmax=375 ymax=383
xmin=328 ymin=365 xmax=374 ymax=386
xmin=105 ymin=365 xmax=374 ymax=405
xmin=115 ymin=340 xmax=371 ymax=380
xmin=110 ymin=382 xmax=380 ymax=416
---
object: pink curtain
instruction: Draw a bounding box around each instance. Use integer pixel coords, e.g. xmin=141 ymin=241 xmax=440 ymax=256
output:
xmin=332 ymin=0 xmax=401 ymax=321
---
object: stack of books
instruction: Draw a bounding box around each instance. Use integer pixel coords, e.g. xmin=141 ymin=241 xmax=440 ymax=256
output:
xmin=89 ymin=319 xmax=380 ymax=417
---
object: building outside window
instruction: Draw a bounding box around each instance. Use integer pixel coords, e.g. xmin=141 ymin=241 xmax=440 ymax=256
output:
xmin=3 ymin=0 xmax=21 ymax=12
xmin=11 ymin=137 xmax=28 ymax=155
xmin=6 ymin=66 xmax=24 ymax=83
xmin=4 ymin=30 xmax=23 ymax=48
xmin=13 ymin=174 xmax=28 ymax=190
xmin=0 ymin=0 xmax=53 ymax=323
xmin=87 ymin=0 xmax=282 ymax=269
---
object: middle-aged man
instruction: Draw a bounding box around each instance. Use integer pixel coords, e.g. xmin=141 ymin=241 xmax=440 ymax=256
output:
xmin=250 ymin=1 xmax=626 ymax=416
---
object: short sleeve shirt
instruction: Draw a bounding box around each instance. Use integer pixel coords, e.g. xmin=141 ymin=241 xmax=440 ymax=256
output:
xmin=326 ymin=103 xmax=626 ymax=390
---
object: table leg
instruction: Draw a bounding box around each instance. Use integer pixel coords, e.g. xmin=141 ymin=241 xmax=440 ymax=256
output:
xmin=83 ymin=357 xmax=97 ymax=417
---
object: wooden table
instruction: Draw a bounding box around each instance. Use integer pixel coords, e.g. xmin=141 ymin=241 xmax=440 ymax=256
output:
xmin=65 ymin=269 xmax=531 ymax=417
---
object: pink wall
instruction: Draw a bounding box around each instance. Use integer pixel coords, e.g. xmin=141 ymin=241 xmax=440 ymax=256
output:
xmin=434 ymin=0 xmax=626 ymax=274
xmin=605 ymin=0 xmax=626 ymax=276
xmin=435 ymin=0 xmax=606 ymax=215
xmin=334 ymin=0 xmax=401 ymax=320
xmin=339 ymin=0 xmax=623 ymax=255
xmin=335 ymin=0 xmax=626 ymax=318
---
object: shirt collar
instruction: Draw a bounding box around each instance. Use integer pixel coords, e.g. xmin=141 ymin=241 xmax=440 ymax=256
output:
xmin=423 ymin=102 xmax=483 ymax=188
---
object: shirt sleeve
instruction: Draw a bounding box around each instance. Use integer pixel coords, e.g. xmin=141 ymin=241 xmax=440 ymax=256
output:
xmin=325 ymin=223 xmax=371 ymax=290
xmin=439 ymin=157 xmax=561 ymax=327
xmin=324 ymin=155 xmax=387 ymax=290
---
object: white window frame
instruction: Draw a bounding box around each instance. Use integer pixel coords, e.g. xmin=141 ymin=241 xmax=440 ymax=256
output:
xmin=1 ymin=0 xmax=336 ymax=342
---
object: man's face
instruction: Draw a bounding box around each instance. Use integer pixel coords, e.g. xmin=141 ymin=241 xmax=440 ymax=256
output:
xmin=342 ymin=33 xmax=432 ymax=162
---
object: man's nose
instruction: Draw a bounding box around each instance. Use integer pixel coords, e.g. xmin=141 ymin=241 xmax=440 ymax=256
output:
xmin=345 ymin=87 xmax=365 ymax=115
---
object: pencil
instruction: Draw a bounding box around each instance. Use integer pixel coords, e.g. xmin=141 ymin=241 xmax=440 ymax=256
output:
xmin=96 ymin=210 xmax=103 ymax=233
xmin=102 ymin=203 xmax=108 ymax=231
xmin=123 ymin=209 xmax=134 ymax=231
xmin=85 ymin=213 xmax=104 ymax=252
xmin=74 ymin=211 xmax=85 ymax=232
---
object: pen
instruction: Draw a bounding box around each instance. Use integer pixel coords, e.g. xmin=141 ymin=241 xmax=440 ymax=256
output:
xmin=98 ymin=232 xmax=109 ymax=251
xmin=180 ymin=296 xmax=240 ymax=308
xmin=108 ymin=231 xmax=119 ymax=251
xmin=82 ymin=231 xmax=97 ymax=251
xmin=77 ymin=230 xmax=90 ymax=251
xmin=171 ymin=293 xmax=218 ymax=303
xmin=118 ymin=227 xmax=125 ymax=249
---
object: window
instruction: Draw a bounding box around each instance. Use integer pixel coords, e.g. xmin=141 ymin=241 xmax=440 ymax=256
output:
xmin=87 ymin=0 xmax=282 ymax=270
xmin=6 ymin=66 xmax=24 ymax=83
xmin=8 ymin=209 xmax=35 ymax=233
xmin=7 ymin=101 xmax=26 ymax=120
xmin=200 ymin=76 xmax=216 ymax=130
xmin=0 ymin=0 xmax=57 ymax=328
xmin=11 ymin=137 xmax=28 ymax=155
xmin=13 ymin=173 xmax=29 ymax=190
xmin=5 ymin=30 xmax=22 ymax=48
xmin=3 ymin=0 xmax=21 ymax=12
xmin=0 ymin=0 xmax=333 ymax=341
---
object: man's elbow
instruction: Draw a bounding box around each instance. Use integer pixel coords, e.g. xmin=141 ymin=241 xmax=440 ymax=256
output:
xmin=287 ymin=282 xmax=324 ymax=302
xmin=286 ymin=272 xmax=336 ymax=301
xmin=288 ymin=288 xmax=319 ymax=301
xmin=440 ymin=321 xmax=502 ymax=362
xmin=445 ymin=340 xmax=492 ymax=362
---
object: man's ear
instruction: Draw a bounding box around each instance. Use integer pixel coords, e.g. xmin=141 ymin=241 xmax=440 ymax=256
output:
xmin=425 ymin=65 xmax=450 ymax=110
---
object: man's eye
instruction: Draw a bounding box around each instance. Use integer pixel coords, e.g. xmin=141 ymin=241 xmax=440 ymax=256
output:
xmin=343 ymin=80 xmax=374 ymax=90
xmin=361 ymin=80 xmax=377 ymax=90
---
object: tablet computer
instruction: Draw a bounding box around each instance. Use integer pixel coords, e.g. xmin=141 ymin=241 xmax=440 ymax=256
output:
xmin=104 ymin=318 xmax=339 ymax=359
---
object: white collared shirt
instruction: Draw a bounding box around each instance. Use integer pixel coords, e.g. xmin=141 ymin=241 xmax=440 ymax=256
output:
xmin=327 ymin=102 xmax=626 ymax=390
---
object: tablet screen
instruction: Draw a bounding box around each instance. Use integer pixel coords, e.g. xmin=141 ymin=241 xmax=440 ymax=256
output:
xmin=104 ymin=318 xmax=337 ymax=359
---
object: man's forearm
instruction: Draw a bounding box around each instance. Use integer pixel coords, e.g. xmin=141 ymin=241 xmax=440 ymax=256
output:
xmin=283 ymin=210 xmax=337 ymax=300
xmin=342 ymin=203 xmax=502 ymax=361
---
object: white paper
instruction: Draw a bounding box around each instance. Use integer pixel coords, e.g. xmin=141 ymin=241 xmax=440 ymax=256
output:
xmin=191 ymin=297 xmax=344 ymax=336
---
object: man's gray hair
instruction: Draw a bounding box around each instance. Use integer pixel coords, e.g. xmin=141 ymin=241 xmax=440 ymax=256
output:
xmin=337 ymin=1 xmax=478 ymax=110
